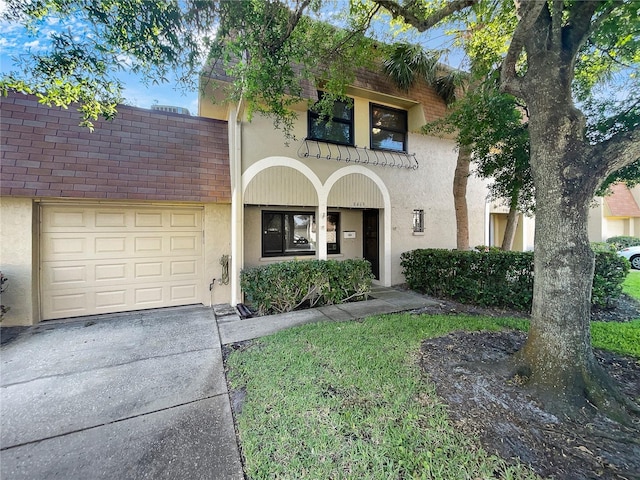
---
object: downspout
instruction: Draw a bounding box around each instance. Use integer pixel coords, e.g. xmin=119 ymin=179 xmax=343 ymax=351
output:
xmin=229 ymin=98 xmax=245 ymax=306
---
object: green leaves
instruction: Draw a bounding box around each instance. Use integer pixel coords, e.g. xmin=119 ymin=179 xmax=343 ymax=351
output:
xmin=240 ymin=259 xmax=373 ymax=315
xmin=382 ymin=42 xmax=440 ymax=92
xmin=2 ymin=0 xmax=198 ymax=128
xmin=400 ymin=248 xmax=629 ymax=311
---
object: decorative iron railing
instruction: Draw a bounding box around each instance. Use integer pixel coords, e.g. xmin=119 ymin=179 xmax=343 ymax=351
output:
xmin=297 ymin=138 xmax=419 ymax=170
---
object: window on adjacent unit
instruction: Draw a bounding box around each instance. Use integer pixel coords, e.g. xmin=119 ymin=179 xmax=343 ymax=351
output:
xmin=262 ymin=211 xmax=340 ymax=257
xmin=412 ymin=209 xmax=424 ymax=233
xmin=308 ymin=93 xmax=354 ymax=146
xmin=370 ymin=103 xmax=408 ymax=152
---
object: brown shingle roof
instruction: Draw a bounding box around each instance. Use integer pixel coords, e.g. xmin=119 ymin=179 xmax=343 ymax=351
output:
xmin=604 ymin=183 xmax=640 ymax=217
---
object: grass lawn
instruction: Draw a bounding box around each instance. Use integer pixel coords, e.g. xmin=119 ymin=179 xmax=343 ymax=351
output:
xmin=226 ymin=312 xmax=639 ymax=479
xmin=623 ymin=269 xmax=640 ymax=300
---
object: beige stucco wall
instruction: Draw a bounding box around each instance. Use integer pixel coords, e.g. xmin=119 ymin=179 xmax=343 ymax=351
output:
xmin=588 ymin=198 xmax=605 ymax=242
xmin=0 ymin=197 xmax=36 ymax=326
xmin=204 ymin=203 xmax=233 ymax=305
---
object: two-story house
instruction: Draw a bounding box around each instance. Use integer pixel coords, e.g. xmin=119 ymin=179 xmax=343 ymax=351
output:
xmin=198 ymin=65 xmax=489 ymax=305
xmin=1 ymin=62 xmax=495 ymax=326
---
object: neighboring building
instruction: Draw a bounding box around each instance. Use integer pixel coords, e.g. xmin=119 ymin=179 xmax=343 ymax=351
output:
xmin=0 ymin=92 xmax=231 ymax=326
xmin=588 ymin=183 xmax=640 ymax=242
xmin=485 ymin=182 xmax=640 ymax=252
xmin=487 ymin=202 xmax=535 ymax=251
xmin=199 ymin=65 xmax=489 ymax=305
xmin=150 ymin=105 xmax=191 ymax=115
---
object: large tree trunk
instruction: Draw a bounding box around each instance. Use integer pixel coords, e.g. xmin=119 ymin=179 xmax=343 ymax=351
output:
xmin=453 ymin=145 xmax=471 ymax=250
xmin=497 ymin=1 xmax=639 ymax=421
xmin=513 ymin=86 xmax=633 ymax=419
xmin=501 ymin=200 xmax=519 ymax=251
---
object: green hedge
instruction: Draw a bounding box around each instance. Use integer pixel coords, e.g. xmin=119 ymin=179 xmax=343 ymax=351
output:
xmin=606 ymin=236 xmax=640 ymax=250
xmin=240 ymin=259 xmax=373 ymax=315
xmin=400 ymin=248 xmax=629 ymax=312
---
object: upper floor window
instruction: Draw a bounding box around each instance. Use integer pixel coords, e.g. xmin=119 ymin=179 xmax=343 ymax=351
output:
xmin=370 ymin=104 xmax=407 ymax=152
xmin=308 ymin=93 xmax=354 ymax=146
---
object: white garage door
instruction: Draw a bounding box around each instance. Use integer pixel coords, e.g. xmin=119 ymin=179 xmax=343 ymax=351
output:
xmin=40 ymin=204 xmax=203 ymax=320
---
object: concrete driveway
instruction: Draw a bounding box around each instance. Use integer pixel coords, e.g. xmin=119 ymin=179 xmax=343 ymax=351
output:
xmin=0 ymin=306 xmax=244 ymax=480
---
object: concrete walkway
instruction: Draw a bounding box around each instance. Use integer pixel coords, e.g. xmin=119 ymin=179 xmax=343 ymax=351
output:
xmin=216 ymin=285 xmax=437 ymax=345
xmin=0 ymin=286 xmax=434 ymax=479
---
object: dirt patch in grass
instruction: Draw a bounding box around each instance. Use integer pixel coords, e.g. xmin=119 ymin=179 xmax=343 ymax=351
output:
xmin=415 ymin=299 xmax=640 ymax=480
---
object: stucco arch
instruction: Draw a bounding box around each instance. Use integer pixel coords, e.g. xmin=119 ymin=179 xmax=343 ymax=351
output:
xmin=323 ymin=166 xmax=392 ymax=286
xmin=242 ymin=157 xmax=323 ymax=205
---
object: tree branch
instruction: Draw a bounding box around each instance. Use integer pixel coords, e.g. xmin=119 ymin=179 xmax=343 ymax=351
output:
xmin=551 ymin=0 xmax=563 ymax=49
xmin=373 ymin=0 xmax=477 ymax=32
xmin=591 ymin=128 xmax=640 ymax=181
xmin=564 ymin=0 xmax=611 ymax=55
xmin=500 ymin=0 xmax=546 ymax=99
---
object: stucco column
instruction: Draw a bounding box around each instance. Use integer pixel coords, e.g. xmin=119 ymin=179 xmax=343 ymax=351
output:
xmin=229 ymin=105 xmax=244 ymax=306
xmin=317 ymin=202 xmax=327 ymax=260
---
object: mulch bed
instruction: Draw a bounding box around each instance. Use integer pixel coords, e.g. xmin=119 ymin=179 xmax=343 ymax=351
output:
xmin=412 ymin=294 xmax=640 ymax=480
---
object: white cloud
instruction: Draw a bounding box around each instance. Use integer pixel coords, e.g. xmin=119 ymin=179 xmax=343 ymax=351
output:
xmin=0 ymin=37 xmax=16 ymax=48
xmin=22 ymin=39 xmax=45 ymax=51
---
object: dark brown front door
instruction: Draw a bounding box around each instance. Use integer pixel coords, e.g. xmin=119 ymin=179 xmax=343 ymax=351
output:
xmin=363 ymin=209 xmax=379 ymax=280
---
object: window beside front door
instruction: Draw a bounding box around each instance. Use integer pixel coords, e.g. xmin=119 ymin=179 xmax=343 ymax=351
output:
xmin=262 ymin=211 xmax=340 ymax=257
xmin=308 ymin=93 xmax=354 ymax=146
xmin=370 ymin=103 xmax=408 ymax=152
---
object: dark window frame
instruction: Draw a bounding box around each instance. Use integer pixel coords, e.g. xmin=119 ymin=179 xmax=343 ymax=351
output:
xmin=261 ymin=210 xmax=341 ymax=257
xmin=370 ymin=103 xmax=408 ymax=153
xmin=412 ymin=209 xmax=424 ymax=233
xmin=307 ymin=93 xmax=354 ymax=147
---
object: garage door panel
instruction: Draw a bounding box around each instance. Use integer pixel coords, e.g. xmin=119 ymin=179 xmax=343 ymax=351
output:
xmin=95 ymin=211 xmax=127 ymax=227
xmin=48 ymin=292 xmax=88 ymax=317
xmin=44 ymin=260 xmax=201 ymax=290
xmin=43 ymin=233 xmax=202 ymax=262
xmin=171 ymin=284 xmax=198 ymax=302
xmin=96 ymin=236 xmax=127 ymax=254
xmin=41 ymin=205 xmax=204 ymax=320
xmin=135 ymin=212 xmax=164 ymax=228
xmin=134 ymin=286 xmax=164 ymax=305
xmin=49 ymin=265 xmax=87 ymax=285
xmin=135 ymin=262 xmax=164 ymax=279
xmin=43 ymin=207 xmax=203 ymax=232
xmin=135 ymin=236 xmax=163 ymax=254
xmin=171 ymin=211 xmax=199 ymax=227
xmin=95 ymin=263 xmax=127 ymax=282
xmin=47 ymin=210 xmax=87 ymax=229
xmin=45 ymin=237 xmax=86 ymax=256
xmin=170 ymin=235 xmax=198 ymax=253
xmin=95 ymin=290 xmax=127 ymax=309
xmin=170 ymin=260 xmax=197 ymax=276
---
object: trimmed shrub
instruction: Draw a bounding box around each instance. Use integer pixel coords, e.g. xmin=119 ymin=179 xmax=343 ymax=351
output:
xmin=400 ymin=249 xmax=534 ymax=310
xmin=592 ymin=251 xmax=630 ymax=307
xmin=240 ymin=259 xmax=373 ymax=315
xmin=606 ymin=236 xmax=640 ymax=250
xmin=400 ymin=248 xmax=628 ymax=312
xmin=591 ymin=242 xmax=616 ymax=253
